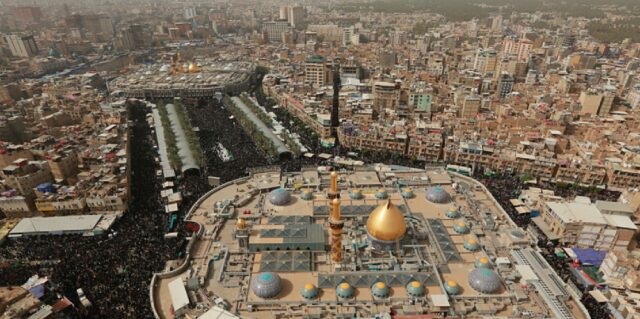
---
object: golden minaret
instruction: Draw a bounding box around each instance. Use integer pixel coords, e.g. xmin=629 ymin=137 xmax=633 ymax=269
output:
xmin=329 ymin=198 xmax=344 ymax=262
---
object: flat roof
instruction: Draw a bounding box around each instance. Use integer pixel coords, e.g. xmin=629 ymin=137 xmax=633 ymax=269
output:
xmin=546 ymin=201 xmax=606 ymax=225
xmin=516 ymin=264 xmax=538 ymax=281
xmin=430 ymin=294 xmax=450 ymax=307
xmin=510 ymin=199 xmax=524 ymax=207
xmin=595 ymin=200 xmax=634 ymax=215
xmin=168 ymin=278 xmax=190 ymax=312
xmin=603 ymin=214 xmax=637 ymax=230
xmin=589 ymin=290 xmax=608 ymax=303
xmin=10 ymin=215 xmax=102 ymax=235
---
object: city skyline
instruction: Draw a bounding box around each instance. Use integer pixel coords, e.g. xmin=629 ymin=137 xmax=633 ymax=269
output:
xmin=0 ymin=1 xmax=639 ymax=318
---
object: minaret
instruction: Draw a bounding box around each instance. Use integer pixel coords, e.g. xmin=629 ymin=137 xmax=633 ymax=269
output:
xmin=331 ymin=63 xmax=341 ymax=137
xmin=235 ymin=218 xmax=249 ymax=249
xmin=329 ymin=198 xmax=344 ymax=263
xmin=328 ymin=171 xmax=340 ymax=200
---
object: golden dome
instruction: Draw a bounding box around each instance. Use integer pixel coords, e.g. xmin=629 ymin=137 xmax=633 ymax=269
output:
xmin=366 ymin=200 xmax=407 ymax=241
xmin=330 ymin=171 xmax=337 ymax=177
xmin=188 ymin=62 xmax=198 ymax=73
xmin=448 ymin=280 xmax=458 ymax=287
xmin=340 ymin=283 xmax=350 ymax=289
xmin=410 ymin=281 xmax=421 ymax=288
xmin=479 ymin=257 xmax=489 ymax=263
xmin=236 ymin=218 xmax=247 ymax=229
xmin=304 ymin=283 xmax=315 ymax=290
xmin=375 ymin=282 xmax=386 ymax=289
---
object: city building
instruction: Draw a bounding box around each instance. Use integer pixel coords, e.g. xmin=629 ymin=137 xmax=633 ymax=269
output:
xmin=304 ymin=55 xmax=328 ymax=87
xmin=262 ymin=20 xmax=290 ymax=43
xmin=496 ymin=72 xmax=514 ymax=98
xmin=532 ymin=197 xmax=636 ymax=251
xmin=4 ymin=34 xmax=38 ymax=58
xmin=280 ymin=5 xmax=304 ymax=29
xmin=461 ymin=95 xmax=481 ymax=118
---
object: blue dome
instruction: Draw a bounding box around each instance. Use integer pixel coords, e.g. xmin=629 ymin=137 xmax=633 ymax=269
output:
xmin=453 ymin=220 xmax=469 ymax=234
xmin=300 ymin=189 xmax=314 ymax=201
xmin=468 ymin=268 xmax=502 ymax=294
xmin=300 ymin=283 xmax=318 ymax=299
xmin=426 ymin=186 xmax=452 ymax=204
xmin=268 ymin=188 xmax=291 ymax=206
xmin=406 ymin=281 xmax=425 ymax=297
xmin=444 ymin=280 xmax=461 ymax=295
xmin=464 ymin=238 xmax=480 ymax=251
xmin=401 ymin=187 xmax=414 ymax=198
xmin=251 ymin=272 xmax=282 ymax=298
xmin=350 ymin=189 xmax=363 ymax=200
xmin=371 ymin=282 xmax=390 ymax=298
xmin=375 ymin=188 xmax=388 ymax=199
xmin=445 ymin=207 xmax=460 ymax=218
xmin=336 ymin=282 xmax=354 ymax=299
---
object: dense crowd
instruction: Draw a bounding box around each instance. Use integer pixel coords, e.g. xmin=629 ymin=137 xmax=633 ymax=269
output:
xmin=475 ymin=172 xmax=621 ymax=230
xmin=185 ymin=99 xmax=272 ymax=183
xmin=478 ymin=172 xmax=618 ymax=319
xmin=0 ymin=104 xmax=204 ymax=318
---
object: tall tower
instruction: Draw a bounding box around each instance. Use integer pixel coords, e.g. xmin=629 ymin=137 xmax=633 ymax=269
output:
xmin=328 ymin=171 xmax=340 ymax=200
xmin=329 ymin=198 xmax=344 ymax=262
xmin=331 ymin=63 xmax=341 ymax=136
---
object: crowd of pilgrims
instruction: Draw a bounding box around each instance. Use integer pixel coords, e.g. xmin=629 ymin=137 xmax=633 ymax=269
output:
xmin=477 ymin=171 xmax=619 ymax=319
xmin=475 ymin=171 xmax=620 ymax=229
xmin=0 ymin=94 xmax=620 ymax=318
xmin=0 ymin=104 xmax=205 ymax=318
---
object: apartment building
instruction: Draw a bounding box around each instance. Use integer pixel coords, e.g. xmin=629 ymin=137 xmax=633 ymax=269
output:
xmin=48 ymin=151 xmax=80 ymax=183
xmin=0 ymin=194 xmax=36 ymax=218
xmin=535 ymin=197 xmax=636 ymax=251
xmin=607 ymin=162 xmax=640 ymax=191
xmin=1 ymin=160 xmax=53 ymax=196
xmin=372 ymin=81 xmax=400 ymax=112
xmin=262 ymin=20 xmax=290 ymax=43
xmin=304 ymin=55 xmax=328 ymax=87
xmin=555 ymin=162 xmax=607 ymax=186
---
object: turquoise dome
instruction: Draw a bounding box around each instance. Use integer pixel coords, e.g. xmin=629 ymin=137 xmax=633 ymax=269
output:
xmin=444 ymin=280 xmax=461 ymax=295
xmin=375 ymin=188 xmax=388 ymax=199
xmin=300 ymin=283 xmax=318 ymax=299
xmin=336 ymin=282 xmax=355 ymax=298
xmin=251 ymin=272 xmax=282 ymax=299
xmin=475 ymin=257 xmax=491 ymax=269
xmin=406 ymin=281 xmax=425 ymax=297
xmin=350 ymin=189 xmax=363 ymax=200
xmin=300 ymin=189 xmax=314 ymax=200
xmin=371 ymin=282 xmax=390 ymax=298
xmin=445 ymin=207 xmax=460 ymax=218
xmin=453 ymin=220 xmax=469 ymax=234
xmin=464 ymin=238 xmax=480 ymax=251
xmin=401 ymin=187 xmax=414 ymax=199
